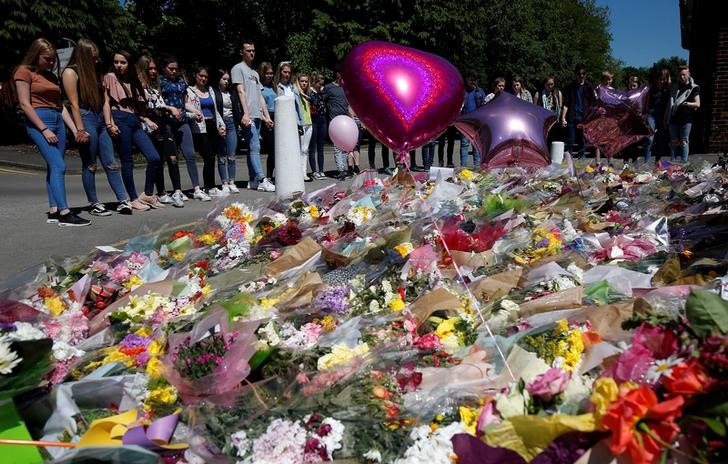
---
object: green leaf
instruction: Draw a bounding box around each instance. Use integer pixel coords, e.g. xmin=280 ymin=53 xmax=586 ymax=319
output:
xmin=685 ymin=289 xmax=728 ymax=338
xmin=218 ymin=293 xmax=254 ymax=322
xmin=696 ymin=417 xmax=727 ymax=437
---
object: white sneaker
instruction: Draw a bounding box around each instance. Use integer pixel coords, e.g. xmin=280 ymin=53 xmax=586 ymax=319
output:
xmin=257 ymin=178 xmax=275 ymax=192
xmin=193 ymin=189 xmax=211 ymax=201
xmin=158 ymin=193 xmax=173 ymax=204
xmin=171 ymin=191 xmax=185 ymax=208
xmin=228 ymin=183 xmax=240 ymax=193
xmin=221 ymin=184 xmax=231 ymax=194
xmin=208 ymin=187 xmax=228 ymax=197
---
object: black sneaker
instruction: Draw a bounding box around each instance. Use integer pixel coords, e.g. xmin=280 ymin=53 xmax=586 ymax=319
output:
xmin=353 ymin=165 xmax=360 ymax=174
xmin=58 ymin=212 xmax=91 ymax=227
xmin=47 ymin=211 xmax=60 ymax=224
xmin=116 ymin=201 xmax=133 ymax=215
xmin=89 ymin=203 xmax=112 ymax=217
xmin=336 ymin=171 xmax=348 ymax=181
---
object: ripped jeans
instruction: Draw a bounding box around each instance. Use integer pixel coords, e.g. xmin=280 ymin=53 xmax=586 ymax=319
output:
xmin=669 ymin=121 xmax=692 ymax=163
xmin=79 ymin=109 xmax=128 ymax=203
xmin=217 ymin=116 xmax=237 ymax=181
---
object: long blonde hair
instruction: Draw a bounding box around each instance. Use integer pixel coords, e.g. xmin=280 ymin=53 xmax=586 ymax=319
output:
xmin=273 ymin=61 xmax=292 ymax=95
xmin=136 ymin=55 xmax=158 ymax=91
xmin=19 ymin=38 xmax=57 ymax=72
xmin=65 ymin=38 xmax=102 ymax=111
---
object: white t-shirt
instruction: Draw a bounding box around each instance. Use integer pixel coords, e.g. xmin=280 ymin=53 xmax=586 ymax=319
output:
xmin=231 ymin=62 xmax=263 ymax=119
xmin=221 ymin=91 xmax=233 ymax=119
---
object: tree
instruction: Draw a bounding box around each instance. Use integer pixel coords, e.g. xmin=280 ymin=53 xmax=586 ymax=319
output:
xmin=0 ymin=0 xmax=141 ymax=70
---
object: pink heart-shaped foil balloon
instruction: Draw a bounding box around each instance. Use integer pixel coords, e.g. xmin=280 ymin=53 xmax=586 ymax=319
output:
xmin=341 ymin=41 xmax=464 ymax=154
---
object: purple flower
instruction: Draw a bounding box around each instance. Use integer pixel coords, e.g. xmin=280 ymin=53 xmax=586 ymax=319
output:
xmin=313 ymin=286 xmax=350 ymax=314
xmin=119 ymin=333 xmax=152 ymax=350
xmin=526 ymin=368 xmax=571 ymax=401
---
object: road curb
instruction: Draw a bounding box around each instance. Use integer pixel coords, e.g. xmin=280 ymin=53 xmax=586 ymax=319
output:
xmin=0 ymin=159 xmax=82 ymax=174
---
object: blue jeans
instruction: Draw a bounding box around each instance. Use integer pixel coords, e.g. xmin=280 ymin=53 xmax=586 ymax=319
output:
xmin=669 ymin=121 xmax=691 ymax=163
xmin=310 ymin=116 xmax=327 ymax=172
xmin=79 ymin=109 xmax=127 ymax=203
xmin=25 ymin=108 xmax=68 ymax=209
xmin=422 ymin=141 xmax=436 ymax=170
xmin=241 ymin=118 xmax=264 ymax=183
xmin=643 ymin=113 xmax=669 ymax=164
xmin=217 ymin=116 xmax=237 ymax=181
xmin=170 ymin=119 xmax=200 ymax=188
xmin=111 ymin=110 xmax=161 ymax=199
xmin=459 ymin=135 xmax=480 ymax=166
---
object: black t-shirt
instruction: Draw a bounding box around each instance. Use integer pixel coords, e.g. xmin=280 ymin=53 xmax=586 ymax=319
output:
xmin=648 ymin=87 xmax=669 ymax=126
xmin=323 ymin=82 xmax=349 ymax=118
xmin=671 ymin=82 xmax=700 ymax=125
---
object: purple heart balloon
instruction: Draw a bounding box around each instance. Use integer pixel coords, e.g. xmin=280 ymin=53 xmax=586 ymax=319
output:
xmin=341 ymin=41 xmax=464 ymax=154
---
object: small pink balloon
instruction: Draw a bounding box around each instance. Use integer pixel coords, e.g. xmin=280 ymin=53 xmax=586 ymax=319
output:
xmin=328 ymin=115 xmax=359 ymax=152
xmin=341 ymin=41 xmax=464 ymax=154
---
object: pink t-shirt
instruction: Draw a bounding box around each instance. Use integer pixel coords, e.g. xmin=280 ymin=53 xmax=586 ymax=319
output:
xmin=102 ymin=73 xmax=143 ymax=113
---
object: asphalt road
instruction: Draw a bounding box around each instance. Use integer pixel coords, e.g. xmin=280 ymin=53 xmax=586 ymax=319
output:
xmin=0 ymin=162 xmax=347 ymax=286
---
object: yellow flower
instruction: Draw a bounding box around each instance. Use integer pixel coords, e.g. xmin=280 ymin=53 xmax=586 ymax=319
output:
xmin=585 ymin=164 xmax=595 ymax=173
xmin=320 ymin=315 xmax=336 ymax=332
xmin=135 ymin=327 xmax=152 ymax=337
xmin=124 ymin=274 xmax=144 ymax=290
xmin=309 ymin=205 xmax=320 ymax=218
xmin=259 ymin=297 xmax=279 ymax=310
xmin=45 ymin=296 xmax=66 ymax=317
xmin=435 ymin=319 xmax=456 ymax=338
xmin=590 ymin=378 xmax=619 ymax=428
xmin=146 ymin=356 xmax=162 ymax=378
xmin=393 ymin=242 xmax=414 ymax=257
xmin=389 ymin=297 xmax=405 ymax=311
xmin=201 ymin=284 xmax=212 ymax=297
xmin=148 ymin=339 xmax=163 ymax=356
xmin=458 ymin=169 xmax=475 ymax=181
xmin=147 ymin=385 xmax=178 ymax=405
xmin=317 ymin=343 xmax=369 ymax=371
xmin=197 ymin=232 xmax=219 ymax=245
xmin=459 ymin=406 xmax=480 ymax=435
xmin=169 ymin=250 xmax=185 ymax=261
xmin=555 ymin=319 xmax=569 ymax=334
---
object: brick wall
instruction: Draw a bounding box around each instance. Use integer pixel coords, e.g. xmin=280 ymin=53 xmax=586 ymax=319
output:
xmin=710 ymin=27 xmax=728 ymax=152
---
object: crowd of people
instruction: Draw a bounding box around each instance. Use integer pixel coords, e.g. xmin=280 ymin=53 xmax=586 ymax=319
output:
xmin=14 ymin=37 xmax=700 ymax=227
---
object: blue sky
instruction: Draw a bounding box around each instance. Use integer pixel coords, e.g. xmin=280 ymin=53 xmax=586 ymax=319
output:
xmin=595 ymin=0 xmax=689 ymax=68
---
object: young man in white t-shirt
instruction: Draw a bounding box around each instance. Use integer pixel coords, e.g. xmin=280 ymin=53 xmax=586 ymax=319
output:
xmin=231 ymin=39 xmax=275 ymax=192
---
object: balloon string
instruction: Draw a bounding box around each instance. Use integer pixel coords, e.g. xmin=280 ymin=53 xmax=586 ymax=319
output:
xmin=427 ymin=214 xmax=515 ymax=382
xmin=397 ymin=154 xmax=515 ymax=382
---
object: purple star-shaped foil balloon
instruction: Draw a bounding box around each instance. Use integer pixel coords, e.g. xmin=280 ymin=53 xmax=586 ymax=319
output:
xmin=579 ymin=85 xmax=653 ymax=158
xmin=454 ymin=91 xmax=557 ymax=168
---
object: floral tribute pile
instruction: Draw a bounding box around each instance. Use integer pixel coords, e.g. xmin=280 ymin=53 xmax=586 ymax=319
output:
xmin=1 ymin=160 xmax=728 ymax=464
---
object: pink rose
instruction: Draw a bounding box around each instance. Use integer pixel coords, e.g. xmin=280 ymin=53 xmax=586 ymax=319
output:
xmin=526 ymin=367 xmax=571 ymax=401
xmin=413 ymin=332 xmax=443 ymax=350
xmin=632 ymin=323 xmax=679 ymax=359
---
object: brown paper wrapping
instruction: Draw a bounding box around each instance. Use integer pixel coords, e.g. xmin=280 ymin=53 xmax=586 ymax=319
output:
xmin=88 ymin=280 xmax=175 ymax=335
xmin=276 ymin=272 xmax=325 ymax=310
xmin=321 ymin=247 xmax=354 ymax=269
xmin=409 ymin=287 xmax=463 ymax=325
xmin=470 ymin=268 xmax=523 ymax=302
xmin=571 ymin=301 xmax=634 ymax=343
xmin=450 ymin=250 xmax=496 ymax=270
xmin=518 ymin=286 xmax=583 ymax=317
xmin=264 ymin=236 xmax=322 ymax=277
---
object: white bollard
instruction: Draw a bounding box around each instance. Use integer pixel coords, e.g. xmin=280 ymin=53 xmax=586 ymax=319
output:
xmin=550 ymin=141 xmax=565 ymax=165
xmin=274 ymin=95 xmax=305 ymax=198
